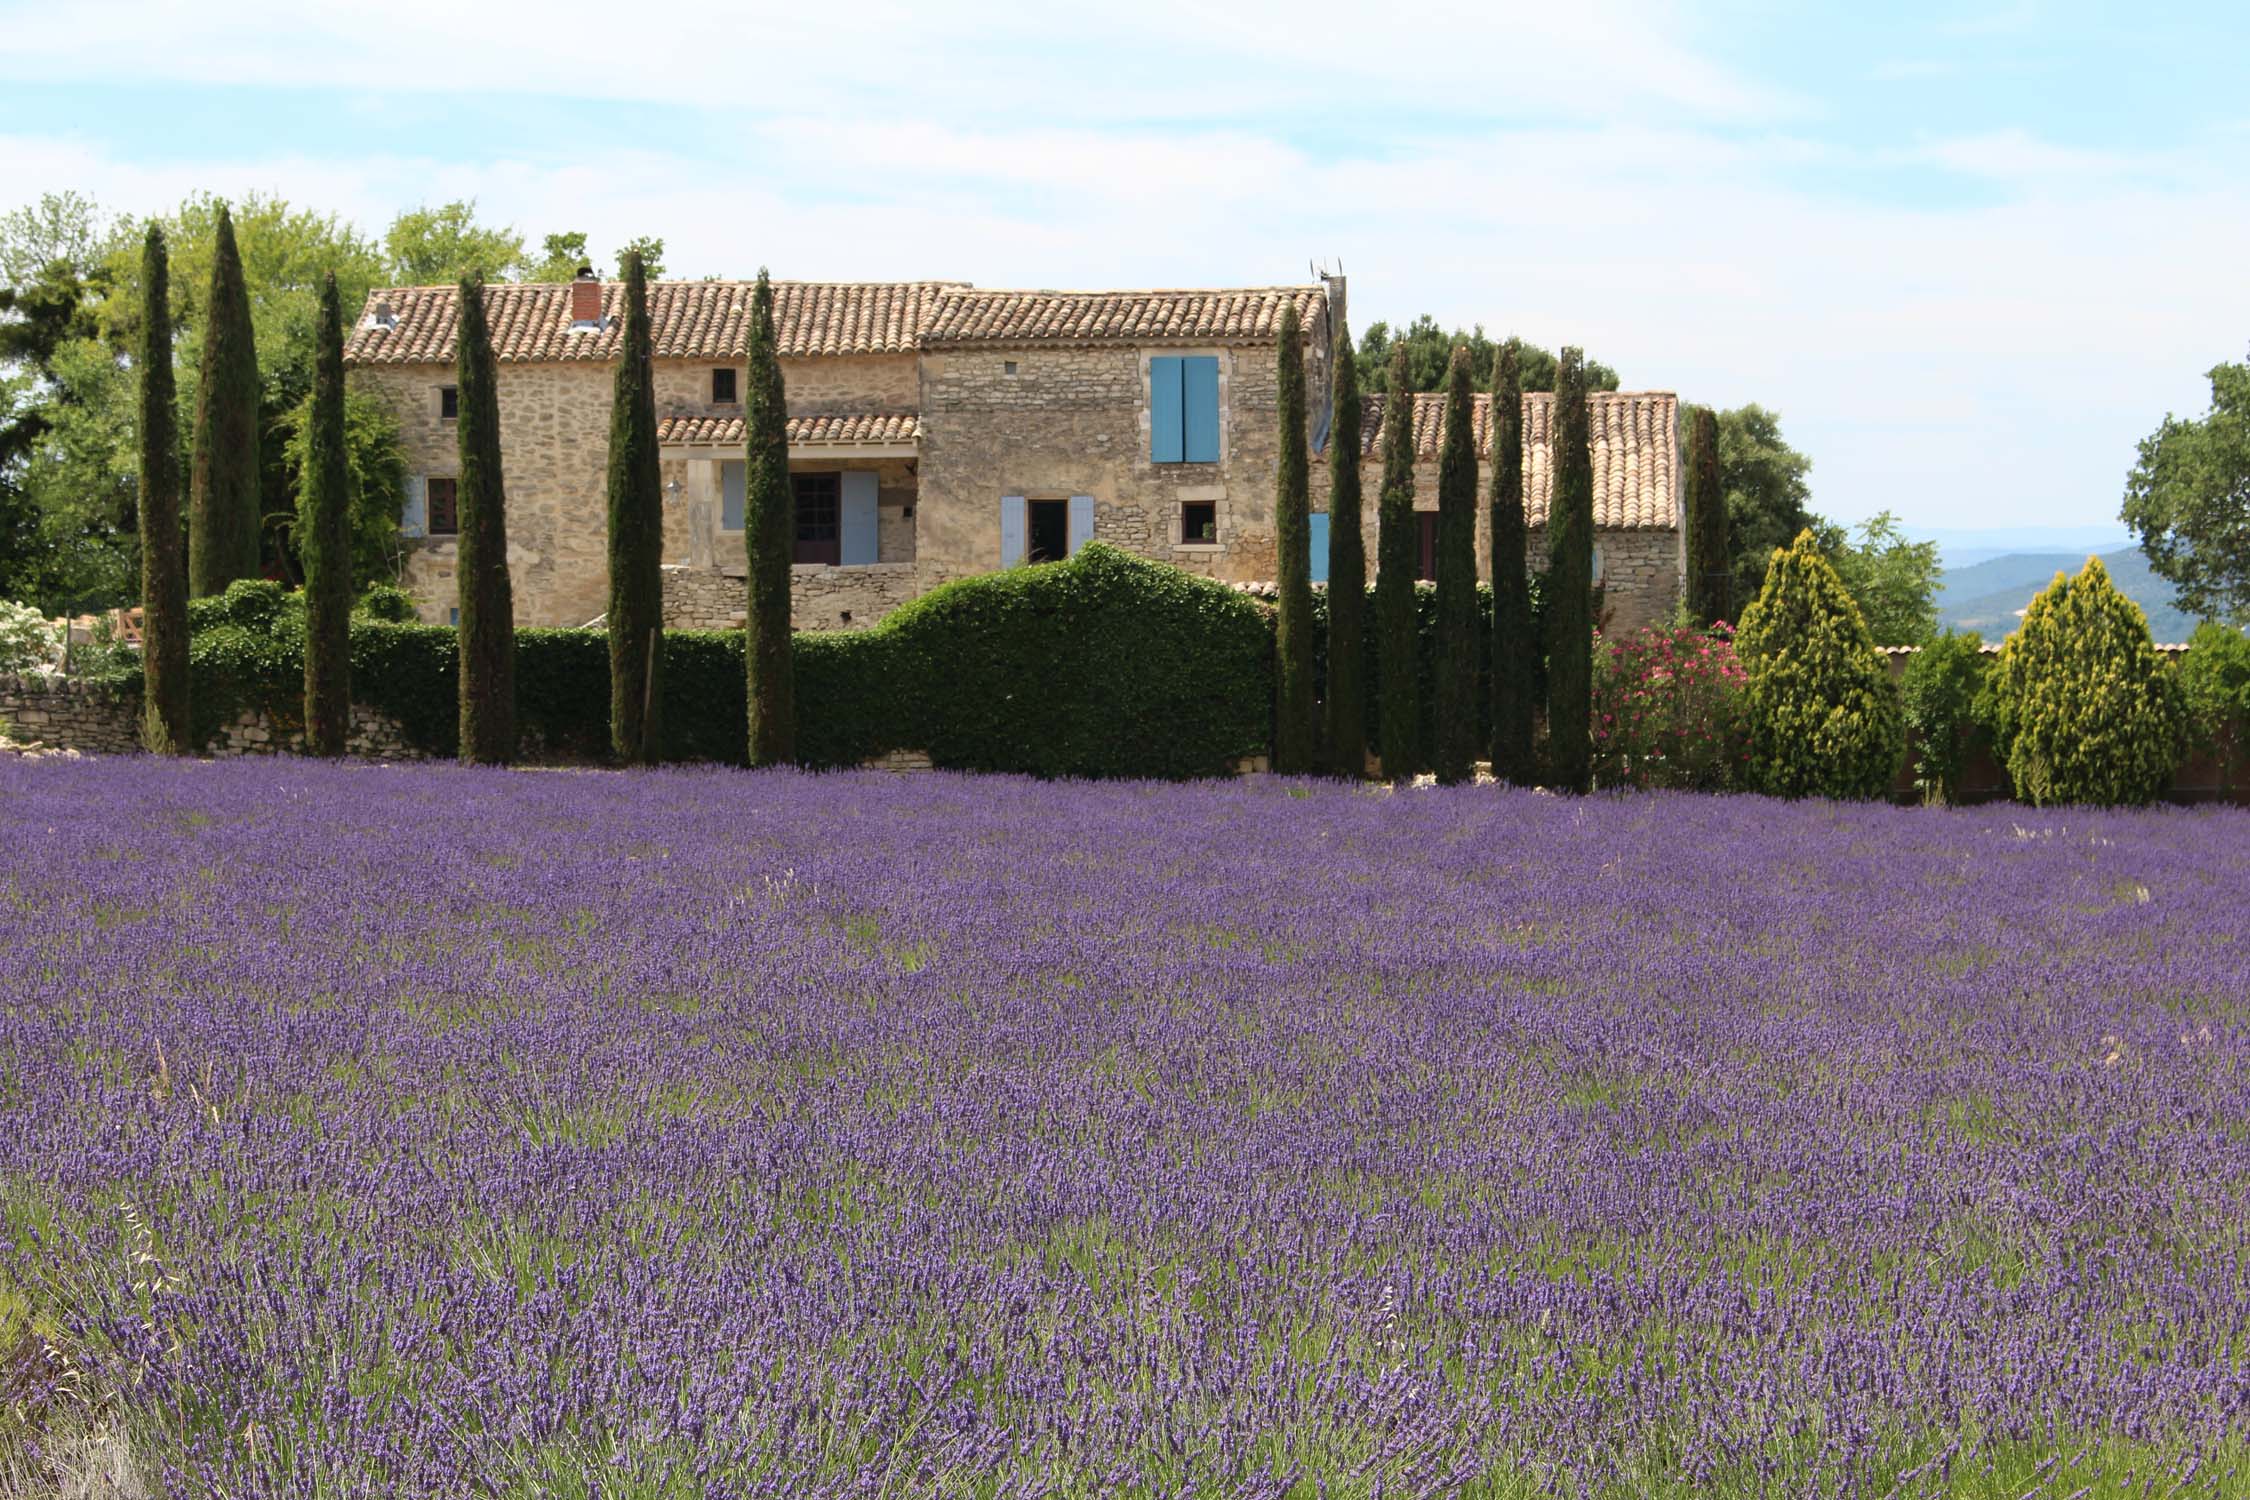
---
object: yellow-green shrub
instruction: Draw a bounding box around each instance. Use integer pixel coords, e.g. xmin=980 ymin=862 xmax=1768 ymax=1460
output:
xmin=1989 ymin=557 xmax=2184 ymax=806
xmin=1735 ymin=529 xmax=1903 ymax=799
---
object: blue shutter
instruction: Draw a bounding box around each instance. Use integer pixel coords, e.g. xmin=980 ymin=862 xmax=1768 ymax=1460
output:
xmin=1000 ymin=495 xmax=1026 ymax=566
xmin=1308 ymin=512 xmax=1330 ymax=586
xmin=401 ymin=475 xmax=427 ymax=538
xmin=840 ymin=471 xmax=879 ymax=565
xmin=1067 ymin=495 xmax=1095 ymax=556
xmin=1182 ymin=356 xmax=1220 ymax=462
xmin=1149 ymin=356 xmax=1184 ymax=462
xmin=721 ymin=461 xmax=746 ymax=531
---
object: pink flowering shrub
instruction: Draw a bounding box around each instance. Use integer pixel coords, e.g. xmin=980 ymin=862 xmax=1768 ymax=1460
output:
xmin=1590 ymin=622 xmax=1753 ymax=791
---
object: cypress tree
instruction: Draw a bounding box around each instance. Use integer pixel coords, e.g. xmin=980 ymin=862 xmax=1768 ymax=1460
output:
xmin=138 ymin=227 xmax=190 ymax=755
xmin=1546 ymin=347 xmax=1596 ymax=793
xmin=1272 ymin=302 xmax=1315 ymax=774
xmin=1374 ymin=345 xmax=1420 ymax=779
xmin=606 ymin=250 xmax=664 ymax=765
xmin=189 ymin=204 xmax=262 ymax=596
xmin=1433 ymin=345 xmax=1479 ymax=784
xmin=1323 ymin=323 xmax=1367 ymax=778
xmin=1685 ymin=405 xmax=1728 ymax=624
xmin=300 ymin=272 xmax=351 ymax=757
xmin=454 ymin=276 xmax=517 ymax=765
xmin=743 ymin=269 xmax=796 ymax=766
xmin=1489 ymin=341 xmax=1534 ymax=783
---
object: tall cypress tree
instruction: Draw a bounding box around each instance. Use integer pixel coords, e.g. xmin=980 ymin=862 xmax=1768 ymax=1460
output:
xmin=138 ymin=227 xmax=189 ymax=755
xmin=300 ymin=272 xmax=351 ymax=757
xmin=1323 ymin=323 xmax=1367 ymax=778
xmin=744 ymin=269 xmax=796 ymax=766
xmin=189 ymin=204 xmax=262 ymax=597
xmin=1547 ymin=347 xmax=1596 ymax=793
xmin=1272 ymin=302 xmax=1315 ymax=774
xmin=1489 ymin=341 xmax=1534 ymax=783
xmin=1685 ymin=405 xmax=1728 ymax=625
xmin=1374 ymin=344 xmax=1420 ymax=780
xmin=454 ymin=276 xmax=517 ymax=765
xmin=1433 ymin=345 xmax=1479 ymax=785
xmin=606 ymin=250 xmax=664 ymax=765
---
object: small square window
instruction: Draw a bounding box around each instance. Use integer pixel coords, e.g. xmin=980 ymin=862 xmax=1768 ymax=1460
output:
xmin=712 ymin=367 xmax=739 ymax=404
xmin=1003 ymin=360 xmax=1018 ymax=376
xmin=438 ymin=385 xmax=459 ymax=420
xmin=426 ymin=477 xmax=460 ymax=536
xmin=1181 ymin=500 xmax=1217 ymax=545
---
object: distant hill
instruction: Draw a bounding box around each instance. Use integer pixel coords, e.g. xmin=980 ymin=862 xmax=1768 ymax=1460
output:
xmin=1934 ymin=547 xmax=2202 ymax=644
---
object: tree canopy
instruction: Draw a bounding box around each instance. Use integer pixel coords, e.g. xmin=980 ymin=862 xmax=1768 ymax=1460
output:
xmin=1356 ymin=318 xmax=1620 ymax=396
xmin=2123 ymin=352 xmax=2250 ymax=626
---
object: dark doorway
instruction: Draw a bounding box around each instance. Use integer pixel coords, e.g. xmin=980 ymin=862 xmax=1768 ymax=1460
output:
xmin=1417 ymin=512 xmax=1438 ymax=581
xmin=794 ymin=473 xmax=840 ymax=564
xmin=1027 ymin=498 xmax=1069 ymax=562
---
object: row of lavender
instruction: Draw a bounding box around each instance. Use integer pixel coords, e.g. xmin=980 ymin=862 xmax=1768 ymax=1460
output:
xmin=3 ymin=756 xmax=2246 ymax=1496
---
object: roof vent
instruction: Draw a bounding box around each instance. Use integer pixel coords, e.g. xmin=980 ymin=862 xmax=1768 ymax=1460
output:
xmin=569 ymin=267 xmax=603 ymax=332
xmin=371 ymin=298 xmax=396 ymax=330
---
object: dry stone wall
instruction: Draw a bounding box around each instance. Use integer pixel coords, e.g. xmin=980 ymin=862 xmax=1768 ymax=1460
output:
xmin=0 ymin=675 xmax=139 ymax=753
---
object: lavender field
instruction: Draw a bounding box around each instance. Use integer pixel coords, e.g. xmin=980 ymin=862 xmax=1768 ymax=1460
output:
xmin=2 ymin=758 xmax=2247 ymax=1499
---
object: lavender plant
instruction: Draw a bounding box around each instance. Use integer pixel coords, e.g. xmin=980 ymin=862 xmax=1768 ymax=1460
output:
xmin=1 ymin=758 xmax=2245 ymax=1497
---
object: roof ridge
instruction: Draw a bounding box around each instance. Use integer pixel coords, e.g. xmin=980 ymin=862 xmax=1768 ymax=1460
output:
xmin=937 ymin=284 xmax=1324 ymax=297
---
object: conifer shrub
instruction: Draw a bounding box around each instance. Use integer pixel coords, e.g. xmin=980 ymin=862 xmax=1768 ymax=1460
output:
xmin=1545 ymin=349 xmax=1595 ymax=793
xmin=300 ymin=273 xmax=352 ymax=757
xmin=188 ymin=204 xmax=262 ymax=597
xmin=1988 ymin=557 xmax=2184 ymax=806
xmin=138 ymin=225 xmax=190 ymax=754
xmin=1898 ymin=630 xmax=1989 ymax=805
xmin=454 ymin=275 xmax=517 ymax=765
xmin=1432 ymin=346 xmax=1478 ymax=784
xmin=1488 ymin=342 xmax=1534 ymax=784
xmin=1735 ymin=529 xmax=1903 ymax=800
xmin=1322 ymin=324 xmax=1367 ymax=777
xmin=1271 ymin=302 xmax=1315 ymax=773
xmin=1374 ymin=346 xmax=1420 ymax=779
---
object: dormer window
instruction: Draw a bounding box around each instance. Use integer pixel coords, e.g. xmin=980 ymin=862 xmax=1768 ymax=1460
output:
xmin=712 ymin=367 xmax=739 ymax=404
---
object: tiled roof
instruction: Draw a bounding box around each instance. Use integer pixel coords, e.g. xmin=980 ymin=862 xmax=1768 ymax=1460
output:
xmin=1346 ymin=391 xmax=1679 ymax=531
xmin=347 ymin=281 xmax=1326 ymax=363
xmin=655 ymin=413 xmax=922 ymax=447
xmin=345 ymin=281 xmax=963 ymax=365
xmin=919 ymin=286 xmax=1326 ymax=347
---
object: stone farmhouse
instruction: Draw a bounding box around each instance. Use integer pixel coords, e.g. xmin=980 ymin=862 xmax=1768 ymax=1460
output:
xmin=343 ymin=272 xmax=1684 ymax=634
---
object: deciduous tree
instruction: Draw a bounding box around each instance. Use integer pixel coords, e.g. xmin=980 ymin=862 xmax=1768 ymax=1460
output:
xmin=454 ymin=276 xmax=516 ymax=764
xmin=744 ymin=269 xmax=795 ymax=766
xmin=606 ymin=250 xmax=664 ymax=765
xmin=300 ymin=272 xmax=351 ymax=756
xmin=1433 ymin=345 xmax=1478 ymax=784
xmin=2122 ymin=353 xmax=2250 ymax=626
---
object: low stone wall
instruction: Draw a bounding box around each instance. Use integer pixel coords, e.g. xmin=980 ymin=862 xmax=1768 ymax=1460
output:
xmin=0 ymin=674 xmax=140 ymax=753
xmin=662 ymin=562 xmax=926 ymax=632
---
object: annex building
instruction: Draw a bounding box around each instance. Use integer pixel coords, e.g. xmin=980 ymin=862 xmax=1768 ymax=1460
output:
xmin=342 ymin=272 xmax=1683 ymax=634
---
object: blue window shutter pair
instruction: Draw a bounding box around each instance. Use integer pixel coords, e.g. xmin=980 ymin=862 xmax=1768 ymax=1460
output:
xmin=840 ymin=472 xmax=879 ymax=565
xmin=720 ymin=461 xmax=746 ymax=531
xmin=1067 ymin=495 xmax=1095 ymax=555
xmin=400 ymin=476 xmax=427 ymax=538
xmin=1307 ymin=512 xmax=1330 ymax=586
xmin=1000 ymin=495 xmax=1026 ymax=565
xmin=1150 ymin=356 xmax=1220 ymax=462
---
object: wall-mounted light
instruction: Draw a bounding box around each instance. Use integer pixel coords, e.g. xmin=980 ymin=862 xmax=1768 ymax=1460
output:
xmin=663 ymin=479 xmax=683 ymax=507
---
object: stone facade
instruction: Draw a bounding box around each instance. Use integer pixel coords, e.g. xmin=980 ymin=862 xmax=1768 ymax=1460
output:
xmin=660 ymin=562 xmax=924 ymax=633
xmin=0 ymin=675 xmax=140 ymax=754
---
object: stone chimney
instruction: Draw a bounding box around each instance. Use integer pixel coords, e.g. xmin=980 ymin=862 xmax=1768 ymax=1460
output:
xmin=569 ymin=266 xmax=602 ymax=328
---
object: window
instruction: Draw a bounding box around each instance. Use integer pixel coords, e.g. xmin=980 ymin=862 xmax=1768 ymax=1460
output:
xmin=1417 ymin=512 xmax=1437 ymax=581
xmin=720 ymin=461 xmax=745 ymax=531
xmin=438 ymin=385 xmax=458 ymax=420
xmin=1027 ymin=498 xmax=1069 ymax=563
xmin=711 ymin=367 xmax=738 ymax=404
xmin=793 ymin=472 xmax=840 ymax=564
xmin=1150 ymin=355 xmax=1220 ymax=463
xmin=1180 ymin=500 xmax=1217 ymax=545
xmin=427 ymin=477 xmax=459 ymax=536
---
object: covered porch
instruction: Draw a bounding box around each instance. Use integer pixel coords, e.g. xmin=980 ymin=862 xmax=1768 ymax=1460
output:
xmin=656 ymin=414 xmax=922 ymax=575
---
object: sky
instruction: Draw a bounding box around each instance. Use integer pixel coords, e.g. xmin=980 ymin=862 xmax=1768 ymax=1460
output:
xmin=3 ymin=0 xmax=2246 ymax=536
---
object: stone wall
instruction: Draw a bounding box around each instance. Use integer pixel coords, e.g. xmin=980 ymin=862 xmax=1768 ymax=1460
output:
xmin=0 ymin=674 xmax=140 ymax=753
xmin=661 ymin=563 xmax=927 ymax=633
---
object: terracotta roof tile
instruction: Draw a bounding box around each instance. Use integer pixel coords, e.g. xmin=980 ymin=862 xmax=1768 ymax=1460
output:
xmin=346 ymin=281 xmax=962 ymax=365
xmin=1348 ymin=391 xmax=1679 ymax=531
xmin=655 ymin=413 xmax=922 ymax=447
xmin=918 ymin=286 xmax=1327 ymax=347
